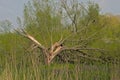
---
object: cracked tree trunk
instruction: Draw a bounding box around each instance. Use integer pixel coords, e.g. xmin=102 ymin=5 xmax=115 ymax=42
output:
xmin=43 ymin=48 xmax=63 ymax=65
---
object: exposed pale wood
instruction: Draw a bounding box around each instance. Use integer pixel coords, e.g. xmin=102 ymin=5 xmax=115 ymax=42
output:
xmin=15 ymin=29 xmax=45 ymax=50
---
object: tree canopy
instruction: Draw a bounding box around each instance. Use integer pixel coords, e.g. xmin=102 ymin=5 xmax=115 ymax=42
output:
xmin=0 ymin=0 xmax=120 ymax=64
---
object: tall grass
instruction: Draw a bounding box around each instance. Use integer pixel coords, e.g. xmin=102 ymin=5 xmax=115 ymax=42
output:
xmin=0 ymin=52 xmax=119 ymax=80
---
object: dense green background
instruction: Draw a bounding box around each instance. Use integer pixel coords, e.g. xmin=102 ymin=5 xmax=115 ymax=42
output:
xmin=0 ymin=0 xmax=120 ymax=80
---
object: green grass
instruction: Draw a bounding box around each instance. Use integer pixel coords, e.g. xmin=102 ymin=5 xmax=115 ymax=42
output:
xmin=0 ymin=38 xmax=119 ymax=80
xmin=0 ymin=54 xmax=120 ymax=80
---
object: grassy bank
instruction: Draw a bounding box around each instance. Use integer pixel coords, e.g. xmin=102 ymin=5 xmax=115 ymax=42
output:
xmin=0 ymin=55 xmax=119 ymax=80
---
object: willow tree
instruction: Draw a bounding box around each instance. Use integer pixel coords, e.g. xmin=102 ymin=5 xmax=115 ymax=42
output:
xmin=16 ymin=0 xmax=105 ymax=65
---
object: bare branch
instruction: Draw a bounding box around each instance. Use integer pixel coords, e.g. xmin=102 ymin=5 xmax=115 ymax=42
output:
xmin=15 ymin=29 xmax=45 ymax=50
xmin=61 ymin=0 xmax=77 ymax=33
xmin=78 ymin=54 xmax=103 ymax=62
xmin=27 ymin=44 xmax=39 ymax=52
xmin=63 ymin=47 xmax=105 ymax=52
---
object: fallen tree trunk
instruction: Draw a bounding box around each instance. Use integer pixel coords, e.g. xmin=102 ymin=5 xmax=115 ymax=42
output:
xmin=15 ymin=29 xmax=105 ymax=65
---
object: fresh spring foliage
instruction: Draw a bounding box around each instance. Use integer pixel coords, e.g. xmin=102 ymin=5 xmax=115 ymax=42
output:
xmin=0 ymin=0 xmax=120 ymax=79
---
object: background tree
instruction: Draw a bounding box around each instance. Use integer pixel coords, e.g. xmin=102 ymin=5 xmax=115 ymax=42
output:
xmin=14 ymin=0 xmax=107 ymax=65
xmin=0 ymin=0 xmax=119 ymax=65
